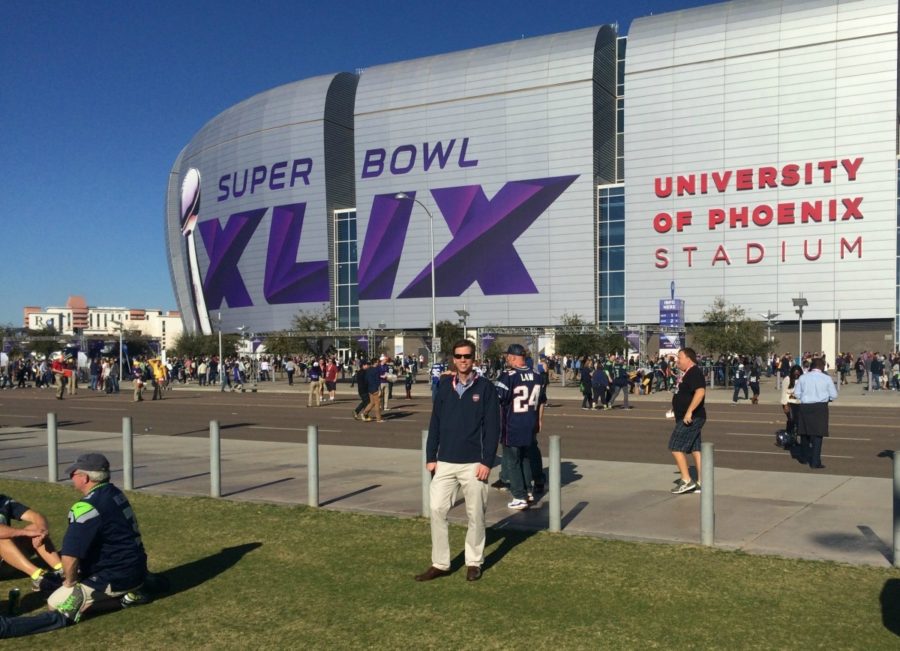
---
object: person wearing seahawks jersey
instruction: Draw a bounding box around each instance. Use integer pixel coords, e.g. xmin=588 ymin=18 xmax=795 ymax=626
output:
xmin=494 ymin=343 xmax=546 ymax=510
xmin=48 ymin=453 xmax=148 ymax=621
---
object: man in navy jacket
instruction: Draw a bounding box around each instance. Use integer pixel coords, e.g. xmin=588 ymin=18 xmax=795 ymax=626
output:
xmin=415 ymin=340 xmax=500 ymax=583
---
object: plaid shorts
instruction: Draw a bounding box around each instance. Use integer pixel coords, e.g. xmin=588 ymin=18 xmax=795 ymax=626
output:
xmin=668 ymin=416 xmax=705 ymax=453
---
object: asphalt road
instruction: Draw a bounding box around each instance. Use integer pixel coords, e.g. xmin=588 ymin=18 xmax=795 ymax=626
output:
xmin=1 ymin=385 xmax=897 ymax=478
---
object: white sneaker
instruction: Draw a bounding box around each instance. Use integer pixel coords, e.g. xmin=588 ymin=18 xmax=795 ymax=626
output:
xmin=507 ymin=498 xmax=529 ymax=510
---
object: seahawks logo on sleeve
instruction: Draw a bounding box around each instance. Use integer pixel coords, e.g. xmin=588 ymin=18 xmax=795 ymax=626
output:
xmin=69 ymin=501 xmax=100 ymax=524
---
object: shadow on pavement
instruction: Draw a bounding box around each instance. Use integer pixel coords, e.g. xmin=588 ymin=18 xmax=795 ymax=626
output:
xmin=223 ymin=477 xmax=295 ymax=498
xmin=320 ymin=484 xmax=381 ymax=507
xmin=810 ymin=528 xmax=891 ymax=562
xmin=881 ymin=578 xmax=900 ymax=637
xmin=561 ymin=501 xmax=589 ymax=529
xmin=171 ymin=422 xmax=255 ymax=437
xmin=561 ymin=461 xmax=583 ymax=487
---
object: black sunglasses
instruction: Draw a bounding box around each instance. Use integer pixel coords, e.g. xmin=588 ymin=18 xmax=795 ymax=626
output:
xmin=453 ymin=353 xmax=474 ymax=359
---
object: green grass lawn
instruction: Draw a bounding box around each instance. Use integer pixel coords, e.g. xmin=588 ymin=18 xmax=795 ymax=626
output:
xmin=2 ymin=477 xmax=898 ymax=649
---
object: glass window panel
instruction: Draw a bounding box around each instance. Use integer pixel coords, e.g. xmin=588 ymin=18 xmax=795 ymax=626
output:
xmin=350 ymin=285 xmax=358 ymax=304
xmin=609 ymin=271 xmax=624 ymax=295
xmin=598 ymin=249 xmax=606 ymax=270
xmin=600 ymin=273 xmax=610 ymax=296
xmin=338 ymin=263 xmax=349 ymax=285
xmin=338 ymin=310 xmax=349 ymax=328
xmin=349 ymin=218 xmax=357 ymax=241
xmin=349 ymin=241 xmax=358 ymax=261
xmin=609 ymin=246 xmax=625 ymax=270
xmin=337 ymin=219 xmax=349 ymax=241
xmin=349 ymin=264 xmax=358 ymax=284
xmin=350 ymin=307 xmax=359 ymax=327
xmin=609 ymin=297 xmax=625 ymax=323
xmin=608 ymin=222 xmax=625 ymax=247
xmin=599 ymin=225 xmax=609 ymax=247
xmin=339 ymin=286 xmax=350 ymax=306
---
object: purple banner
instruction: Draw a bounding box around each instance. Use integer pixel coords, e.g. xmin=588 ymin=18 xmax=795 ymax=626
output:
xmin=358 ymin=193 xmax=414 ymax=300
xmin=199 ymin=209 xmax=265 ymax=309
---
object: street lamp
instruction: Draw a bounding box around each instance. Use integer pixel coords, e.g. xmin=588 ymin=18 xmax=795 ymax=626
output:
xmin=110 ymin=319 xmax=123 ymax=387
xmin=394 ymin=192 xmax=437 ymax=364
xmin=792 ymin=297 xmax=808 ymax=361
xmin=217 ymin=311 xmax=223 ymax=389
xmin=455 ymin=309 xmax=469 ymax=338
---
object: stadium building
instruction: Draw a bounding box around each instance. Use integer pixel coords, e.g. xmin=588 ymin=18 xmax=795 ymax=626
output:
xmin=165 ymin=0 xmax=899 ymax=360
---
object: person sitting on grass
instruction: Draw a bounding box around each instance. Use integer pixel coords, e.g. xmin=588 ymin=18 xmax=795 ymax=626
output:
xmin=46 ymin=453 xmax=150 ymax=623
xmin=0 ymin=494 xmax=64 ymax=591
xmin=0 ymin=522 xmax=71 ymax=638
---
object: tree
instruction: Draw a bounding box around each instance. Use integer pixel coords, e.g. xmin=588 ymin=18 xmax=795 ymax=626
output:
xmin=288 ymin=308 xmax=333 ymax=355
xmin=689 ymin=297 xmax=770 ymax=358
xmin=554 ymin=314 xmax=626 ymax=359
xmin=433 ymin=320 xmax=463 ymax=354
xmin=170 ymin=332 xmax=239 ymax=359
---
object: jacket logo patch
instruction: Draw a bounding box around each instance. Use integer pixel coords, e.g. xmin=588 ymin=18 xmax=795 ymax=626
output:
xmin=472 ymin=394 xmax=480 ymax=402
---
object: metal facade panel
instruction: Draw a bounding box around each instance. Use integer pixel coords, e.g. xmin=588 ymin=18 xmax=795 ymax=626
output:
xmin=165 ymin=73 xmax=354 ymax=334
xmin=624 ymin=0 xmax=899 ymax=324
xmin=353 ymin=27 xmax=603 ymax=329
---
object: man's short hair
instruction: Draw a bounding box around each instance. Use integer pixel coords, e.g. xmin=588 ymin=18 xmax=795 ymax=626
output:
xmin=84 ymin=469 xmax=110 ymax=483
xmin=452 ymin=339 xmax=476 ymax=356
xmin=679 ymin=347 xmax=698 ymax=363
xmin=810 ymin=357 xmax=826 ymax=371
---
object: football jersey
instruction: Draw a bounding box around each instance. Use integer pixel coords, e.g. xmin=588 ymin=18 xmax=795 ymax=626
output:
xmin=0 ymin=494 xmax=28 ymax=526
xmin=495 ymin=366 xmax=546 ymax=447
xmin=431 ymin=363 xmax=445 ymax=385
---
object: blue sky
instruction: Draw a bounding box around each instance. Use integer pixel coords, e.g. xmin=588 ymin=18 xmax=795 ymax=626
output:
xmin=0 ymin=0 xmax=709 ymax=326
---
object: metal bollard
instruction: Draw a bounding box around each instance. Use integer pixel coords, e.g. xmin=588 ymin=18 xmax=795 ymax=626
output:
xmin=549 ymin=435 xmax=561 ymax=532
xmin=307 ymin=424 xmax=319 ymax=507
xmin=894 ymin=454 xmax=900 ymax=568
xmin=122 ymin=417 xmax=133 ymax=490
xmin=47 ymin=413 xmax=58 ymax=483
xmin=701 ymin=441 xmax=715 ymax=546
xmin=210 ymin=420 xmax=221 ymax=498
xmin=421 ymin=430 xmax=430 ymax=518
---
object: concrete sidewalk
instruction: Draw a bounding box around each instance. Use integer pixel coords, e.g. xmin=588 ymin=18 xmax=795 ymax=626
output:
xmin=0 ymin=423 xmax=894 ymax=568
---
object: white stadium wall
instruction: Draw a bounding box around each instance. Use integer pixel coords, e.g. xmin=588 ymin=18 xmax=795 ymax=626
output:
xmin=352 ymin=26 xmax=613 ymax=329
xmin=624 ymin=0 xmax=899 ymax=324
xmin=165 ymin=73 xmax=357 ymax=334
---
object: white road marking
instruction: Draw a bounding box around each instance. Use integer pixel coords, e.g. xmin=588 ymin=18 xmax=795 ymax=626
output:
xmin=715 ymin=448 xmax=853 ymax=459
xmin=724 ymin=432 xmax=870 ymax=442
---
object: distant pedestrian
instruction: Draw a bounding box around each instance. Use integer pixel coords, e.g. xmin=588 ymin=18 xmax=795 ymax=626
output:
xmin=793 ymin=357 xmax=837 ymax=470
xmin=668 ymin=348 xmax=706 ymax=494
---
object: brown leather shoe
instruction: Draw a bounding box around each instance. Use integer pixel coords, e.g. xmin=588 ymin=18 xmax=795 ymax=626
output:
xmin=466 ymin=566 xmax=482 ymax=582
xmin=415 ymin=566 xmax=451 ymax=582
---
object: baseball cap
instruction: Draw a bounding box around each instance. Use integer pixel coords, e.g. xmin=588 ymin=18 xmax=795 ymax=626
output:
xmin=65 ymin=452 xmax=110 ymax=477
xmin=506 ymin=343 xmax=527 ymax=356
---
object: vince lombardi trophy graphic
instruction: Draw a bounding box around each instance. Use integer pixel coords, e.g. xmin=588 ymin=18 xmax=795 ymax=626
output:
xmin=180 ymin=168 xmax=213 ymax=334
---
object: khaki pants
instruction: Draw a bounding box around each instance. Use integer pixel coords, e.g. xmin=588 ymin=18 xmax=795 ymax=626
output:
xmin=362 ymin=391 xmax=381 ymax=421
xmin=429 ymin=461 xmax=488 ymax=569
xmin=308 ymin=379 xmax=322 ymax=407
xmin=379 ymin=384 xmax=388 ymax=411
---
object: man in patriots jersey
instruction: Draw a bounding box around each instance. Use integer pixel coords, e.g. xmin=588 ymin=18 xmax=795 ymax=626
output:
xmin=494 ymin=344 xmax=546 ymax=510
xmin=430 ymin=358 xmax=446 ymax=402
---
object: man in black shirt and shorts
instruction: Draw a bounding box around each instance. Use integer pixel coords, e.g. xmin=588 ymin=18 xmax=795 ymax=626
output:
xmin=668 ymin=348 xmax=706 ymax=494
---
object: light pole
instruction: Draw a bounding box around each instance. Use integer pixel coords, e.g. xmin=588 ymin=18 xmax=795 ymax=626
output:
xmin=792 ymin=296 xmax=808 ymax=362
xmin=217 ymin=311 xmax=223 ymax=389
xmin=110 ymin=319 xmax=124 ymax=386
xmin=395 ymin=193 xmax=437 ymax=363
xmin=455 ymin=309 xmax=469 ymax=339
